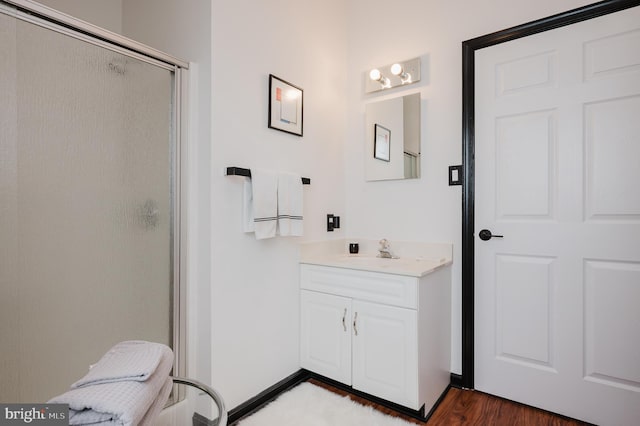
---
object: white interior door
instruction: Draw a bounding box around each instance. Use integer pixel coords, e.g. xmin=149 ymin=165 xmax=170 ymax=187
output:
xmin=475 ymin=6 xmax=640 ymax=425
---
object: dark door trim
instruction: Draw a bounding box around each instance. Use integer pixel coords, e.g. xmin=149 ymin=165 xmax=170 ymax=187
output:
xmin=460 ymin=0 xmax=640 ymax=390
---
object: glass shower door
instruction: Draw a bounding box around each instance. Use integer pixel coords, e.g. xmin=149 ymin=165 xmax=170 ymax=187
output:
xmin=0 ymin=6 xmax=176 ymax=403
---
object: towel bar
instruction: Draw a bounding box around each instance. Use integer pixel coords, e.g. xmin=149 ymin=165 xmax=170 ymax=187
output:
xmin=226 ymin=166 xmax=311 ymax=185
xmin=172 ymin=376 xmax=227 ymax=426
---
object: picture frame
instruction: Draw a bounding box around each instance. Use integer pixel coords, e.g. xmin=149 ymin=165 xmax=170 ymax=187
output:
xmin=374 ymin=124 xmax=391 ymax=162
xmin=268 ymin=74 xmax=303 ymax=137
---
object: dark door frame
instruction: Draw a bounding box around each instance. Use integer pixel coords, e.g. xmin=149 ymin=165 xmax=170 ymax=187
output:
xmin=460 ymin=0 xmax=640 ymax=390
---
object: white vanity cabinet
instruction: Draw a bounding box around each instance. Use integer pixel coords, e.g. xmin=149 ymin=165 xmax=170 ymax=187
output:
xmin=299 ymin=263 xmax=450 ymax=413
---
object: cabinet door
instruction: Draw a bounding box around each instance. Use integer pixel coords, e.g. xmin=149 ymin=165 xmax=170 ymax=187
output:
xmin=352 ymin=300 xmax=418 ymax=409
xmin=300 ymin=290 xmax=352 ymax=384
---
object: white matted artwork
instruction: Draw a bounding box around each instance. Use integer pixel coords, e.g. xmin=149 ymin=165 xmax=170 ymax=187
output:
xmin=374 ymin=124 xmax=391 ymax=162
xmin=268 ymin=74 xmax=303 ymax=136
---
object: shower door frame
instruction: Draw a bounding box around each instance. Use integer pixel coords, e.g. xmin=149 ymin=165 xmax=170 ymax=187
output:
xmin=2 ymin=0 xmax=189 ymax=386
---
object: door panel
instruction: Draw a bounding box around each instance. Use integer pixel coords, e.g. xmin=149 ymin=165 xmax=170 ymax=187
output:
xmin=496 ymin=50 xmax=556 ymax=96
xmin=475 ymin=6 xmax=640 ymax=425
xmin=352 ymin=300 xmax=418 ymax=409
xmin=300 ymin=290 xmax=352 ymax=384
xmin=495 ymin=110 xmax=556 ymax=219
xmin=585 ymin=95 xmax=640 ymax=220
xmin=584 ymin=29 xmax=640 ymax=80
xmin=584 ymin=260 xmax=640 ymax=391
xmin=496 ymin=254 xmax=554 ymax=368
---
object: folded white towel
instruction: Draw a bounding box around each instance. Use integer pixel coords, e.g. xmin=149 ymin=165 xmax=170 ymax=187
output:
xmin=277 ymin=172 xmax=303 ymax=237
xmin=49 ymin=341 xmax=173 ymax=426
xmin=71 ymin=341 xmax=169 ymax=388
xmin=138 ymin=376 xmax=173 ymax=426
xmin=250 ymin=168 xmax=278 ymax=240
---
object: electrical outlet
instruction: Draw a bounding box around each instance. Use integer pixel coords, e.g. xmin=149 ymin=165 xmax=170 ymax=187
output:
xmin=327 ymin=214 xmax=340 ymax=232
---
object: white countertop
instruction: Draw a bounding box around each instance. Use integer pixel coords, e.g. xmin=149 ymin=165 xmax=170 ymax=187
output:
xmin=300 ymin=253 xmax=451 ymax=277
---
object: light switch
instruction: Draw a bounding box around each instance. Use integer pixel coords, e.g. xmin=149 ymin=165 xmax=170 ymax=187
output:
xmin=449 ymin=165 xmax=462 ymax=186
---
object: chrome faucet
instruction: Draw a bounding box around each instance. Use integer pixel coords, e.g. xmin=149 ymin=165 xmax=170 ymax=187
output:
xmin=377 ymin=239 xmax=396 ymax=259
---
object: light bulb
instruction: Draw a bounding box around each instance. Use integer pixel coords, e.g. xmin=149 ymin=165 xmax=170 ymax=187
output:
xmin=391 ymin=63 xmax=411 ymax=83
xmin=369 ymin=69 xmax=382 ymax=81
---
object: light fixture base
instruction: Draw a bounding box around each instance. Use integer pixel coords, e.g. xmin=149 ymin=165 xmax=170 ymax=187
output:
xmin=365 ymin=57 xmax=421 ymax=93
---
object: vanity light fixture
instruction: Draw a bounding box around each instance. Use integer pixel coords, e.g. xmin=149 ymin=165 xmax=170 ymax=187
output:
xmin=365 ymin=57 xmax=421 ymax=93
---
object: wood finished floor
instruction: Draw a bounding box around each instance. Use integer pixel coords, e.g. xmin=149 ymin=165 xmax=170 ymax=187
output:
xmin=308 ymin=379 xmax=590 ymax=425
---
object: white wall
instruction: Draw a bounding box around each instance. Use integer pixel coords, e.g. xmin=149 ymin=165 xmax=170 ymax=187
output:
xmin=345 ymin=0 xmax=593 ymax=374
xmin=211 ymin=0 xmax=348 ymax=408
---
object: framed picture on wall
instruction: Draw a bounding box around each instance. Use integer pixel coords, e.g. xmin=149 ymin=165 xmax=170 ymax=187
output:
xmin=374 ymin=124 xmax=390 ymax=162
xmin=268 ymin=74 xmax=303 ymax=137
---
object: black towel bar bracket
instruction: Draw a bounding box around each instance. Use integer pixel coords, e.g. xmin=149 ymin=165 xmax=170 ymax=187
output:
xmin=226 ymin=166 xmax=311 ymax=185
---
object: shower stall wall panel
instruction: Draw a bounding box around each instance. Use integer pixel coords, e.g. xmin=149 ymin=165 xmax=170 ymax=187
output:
xmin=0 ymin=8 xmax=176 ymax=402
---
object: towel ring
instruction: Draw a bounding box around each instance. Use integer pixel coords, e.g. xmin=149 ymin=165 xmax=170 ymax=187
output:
xmin=171 ymin=376 xmax=227 ymax=426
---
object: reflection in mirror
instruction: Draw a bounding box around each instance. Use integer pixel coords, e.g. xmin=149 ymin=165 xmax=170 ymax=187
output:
xmin=365 ymin=93 xmax=421 ymax=181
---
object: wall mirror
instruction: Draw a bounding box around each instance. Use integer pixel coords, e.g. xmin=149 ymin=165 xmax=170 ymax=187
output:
xmin=365 ymin=93 xmax=421 ymax=181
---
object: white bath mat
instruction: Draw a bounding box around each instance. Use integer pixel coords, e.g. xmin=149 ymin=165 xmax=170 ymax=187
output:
xmin=236 ymin=382 xmax=414 ymax=426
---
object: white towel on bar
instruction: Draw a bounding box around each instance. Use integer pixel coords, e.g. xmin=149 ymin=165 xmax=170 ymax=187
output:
xmin=71 ymin=341 xmax=169 ymax=388
xmin=48 ymin=341 xmax=173 ymax=426
xmin=243 ymin=177 xmax=255 ymax=233
xmin=277 ymin=172 xmax=303 ymax=236
xmin=250 ymin=168 xmax=278 ymax=239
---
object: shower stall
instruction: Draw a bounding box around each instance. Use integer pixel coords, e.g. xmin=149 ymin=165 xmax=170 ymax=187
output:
xmin=0 ymin=0 xmax=187 ymax=403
